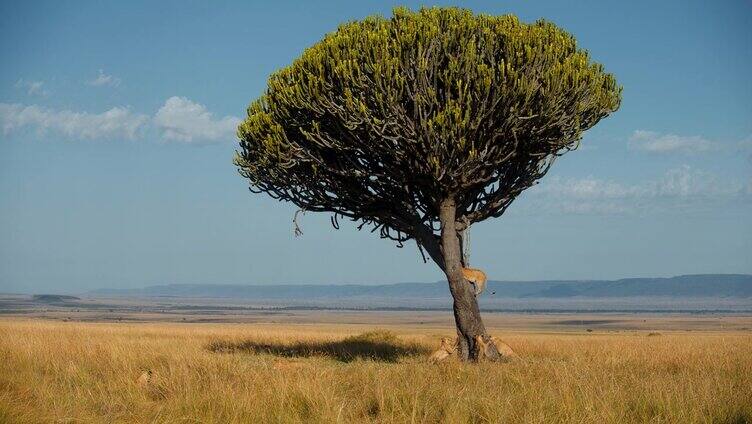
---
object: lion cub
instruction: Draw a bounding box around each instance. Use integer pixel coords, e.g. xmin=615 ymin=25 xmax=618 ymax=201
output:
xmin=474 ymin=335 xmax=518 ymax=361
xmin=462 ymin=267 xmax=487 ymax=296
xmin=136 ymin=369 xmax=153 ymax=387
xmin=430 ymin=335 xmax=518 ymax=362
xmin=429 ymin=337 xmax=457 ymax=363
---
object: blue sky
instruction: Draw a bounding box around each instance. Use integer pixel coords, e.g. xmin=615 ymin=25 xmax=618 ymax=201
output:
xmin=1 ymin=0 xmax=750 ymax=293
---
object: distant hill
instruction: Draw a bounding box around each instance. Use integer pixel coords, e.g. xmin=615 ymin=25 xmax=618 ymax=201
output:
xmin=517 ymin=274 xmax=752 ymax=298
xmin=32 ymin=294 xmax=81 ymax=303
xmin=91 ymin=274 xmax=751 ymax=299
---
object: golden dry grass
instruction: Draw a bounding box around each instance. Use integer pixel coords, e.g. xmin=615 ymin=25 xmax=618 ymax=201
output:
xmin=0 ymin=318 xmax=751 ymax=423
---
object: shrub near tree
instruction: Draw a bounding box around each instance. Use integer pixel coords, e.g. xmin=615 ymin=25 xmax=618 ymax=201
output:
xmin=235 ymin=7 xmax=621 ymax=361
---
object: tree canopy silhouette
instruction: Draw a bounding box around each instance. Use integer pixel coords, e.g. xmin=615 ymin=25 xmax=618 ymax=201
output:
xmin=236 ymin=7 xmax=621 ymax=361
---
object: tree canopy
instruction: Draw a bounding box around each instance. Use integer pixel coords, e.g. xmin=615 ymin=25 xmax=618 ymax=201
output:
xmin=236 ymin=7 xmax=621 ymax=260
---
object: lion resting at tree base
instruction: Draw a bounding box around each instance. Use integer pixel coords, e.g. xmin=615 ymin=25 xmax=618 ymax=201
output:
xmin=430 ymin=335 xmax=517 ymax=362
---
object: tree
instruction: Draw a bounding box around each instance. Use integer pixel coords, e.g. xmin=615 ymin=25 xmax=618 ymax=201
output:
xmin=235 ymin=7 xmax=621 ymax=361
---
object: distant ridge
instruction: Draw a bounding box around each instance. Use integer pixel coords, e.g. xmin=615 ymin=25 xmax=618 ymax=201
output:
xmin=32 ymin=294 xmax=81 ymax=303
xmin=92 ymin=274 xmax=752 ymax=299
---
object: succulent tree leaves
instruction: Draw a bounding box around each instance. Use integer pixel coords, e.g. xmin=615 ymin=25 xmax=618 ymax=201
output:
xmin=236 ymin=7 xmax=621 ymax=250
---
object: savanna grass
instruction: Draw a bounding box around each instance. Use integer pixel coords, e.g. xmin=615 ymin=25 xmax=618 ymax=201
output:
xmin=1 ymin=319 xmax=750 ymax=423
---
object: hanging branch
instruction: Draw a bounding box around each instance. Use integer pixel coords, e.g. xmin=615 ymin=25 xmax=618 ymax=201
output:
xmin=460 ymin=220 xmax=471 ymax=267
xmin=293 ymin=209 xmax=306 ymax=237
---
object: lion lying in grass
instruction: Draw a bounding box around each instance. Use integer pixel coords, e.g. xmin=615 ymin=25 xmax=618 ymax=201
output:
xmin=430 ymin=335 xmax=517 ymax=362
xmin=136 ymin=370 xmax=153 ymax=387
xmin=429 ymin=337 xmax=456 ymax=362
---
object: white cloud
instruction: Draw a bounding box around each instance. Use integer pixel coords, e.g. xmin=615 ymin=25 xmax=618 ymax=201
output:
xmin=0 ymin=96 xmax=240 ymax=143
xmin=629 ymin=130 xmax=716 ymax=154
xmin=536 ymin=176 xmax=644 ymax=200
xmin=87 ymin=69 xmax=121 ymax=87
xmin=15 ymin=79 xmax=48 ymax=96
xmin=154 ymin=96 xmax=240 ymax=143
xmin=0 ymin=103 xmax=148 ymax=140
xmin=654 ymin=165 xmax=739 ymax=197
xmin=527 ymin=165 xmax=747 ymax=214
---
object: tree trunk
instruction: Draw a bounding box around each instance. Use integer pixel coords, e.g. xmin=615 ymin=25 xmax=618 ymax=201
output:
xmin=439 ymin=197 xmax=500 ymax=362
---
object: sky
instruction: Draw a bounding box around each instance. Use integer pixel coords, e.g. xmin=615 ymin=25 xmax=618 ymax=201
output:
xmin=1 ymin=0 xmax=750 ymax=294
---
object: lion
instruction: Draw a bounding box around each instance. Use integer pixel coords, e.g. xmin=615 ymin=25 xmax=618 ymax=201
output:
xmin=462 ymin=267 xmax=487 ymax=296
xmin=431 ymin=334 xmax=517 ymax=363
xmin=474 ymin=335 xmax=518 ymax=361
xmin=136 ymin=369 xmax=153 ymax=387
xmin=489 ymin=336 xmax=518 ymax=360
xmin=429 ymin=337 xmax=457 ymax=363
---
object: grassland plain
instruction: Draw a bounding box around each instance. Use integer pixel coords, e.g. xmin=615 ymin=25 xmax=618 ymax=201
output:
xmin=0 ymin=317 xmax=751 ymax=423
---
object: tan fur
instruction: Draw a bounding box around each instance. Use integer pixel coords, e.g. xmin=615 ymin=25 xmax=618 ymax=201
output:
xmin=490 ymin=336 xmax=518 ymax=359
xmin=432 ymin=335 xmax=517 ymax=363
xmin=473 ymin=335 xmax=491 ymax=360
xmin=136 ymin=370 xmax=153 ymax=386
xmin=474 ymin=335 xmax=518 ymax=361
xmin=429 ymin=348 xmax=451 ymax=363
xmin=429 ymin=337 xmax=456 ymax=363
xmin=462 ymin=267 xmax=487 ymax=296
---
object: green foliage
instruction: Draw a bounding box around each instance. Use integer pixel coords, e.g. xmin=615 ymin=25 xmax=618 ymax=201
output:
xmin=236 ymin=7 xmax=621 ymax=245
